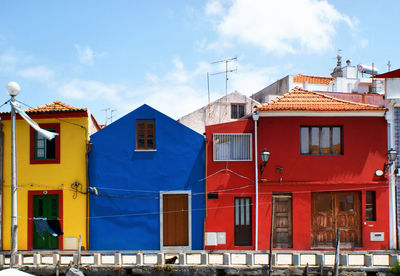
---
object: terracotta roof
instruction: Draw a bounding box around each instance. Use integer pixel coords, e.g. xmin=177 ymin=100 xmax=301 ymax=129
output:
xmin=24 ymin=101 xmax=87 ymax=113
xmin=293 ymin=74 xmax=333 ymax=85
xmin=256 ymin=87 xmax=386 ymax=112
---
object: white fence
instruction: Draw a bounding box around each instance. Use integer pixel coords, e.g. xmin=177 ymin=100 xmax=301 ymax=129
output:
xmin=1 ymin=251 xmax=398 ymax=268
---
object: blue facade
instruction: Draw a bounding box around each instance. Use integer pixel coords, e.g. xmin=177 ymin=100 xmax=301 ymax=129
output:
xmin=88 ymin=104 xmax=205 ymax=250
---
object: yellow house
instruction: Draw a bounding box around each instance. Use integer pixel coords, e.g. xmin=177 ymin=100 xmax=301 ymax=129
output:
xmin=1 ymin=101 xmax=100 ymax=251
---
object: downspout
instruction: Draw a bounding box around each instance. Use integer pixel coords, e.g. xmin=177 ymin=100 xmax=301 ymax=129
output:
xmin=252 ymin=111 xmax=259 ymax=251
xmin=0 ymin=121 xmax=3 ymax=251
xmin=385 ymin=105 xmax=396 ymax=249
xmin=204 ymin=134 xmax=207 ymax=249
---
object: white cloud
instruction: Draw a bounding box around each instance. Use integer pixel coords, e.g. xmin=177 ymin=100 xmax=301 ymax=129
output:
xmin=0 ymin=51 xmax=17 ymax=72
xmin=59 ymin=79 xmax=121 ymax=100
xmin=230 ymin=63 xmax=283 ymax=95
xmin=206 ymin=0 xmax=354 ymax=55
xmin=18 ymin=66 xmax=54 ymax=82
xmin=58 ymin=57 xmax=282 ymax=120
xmin=59 ymin=58 xmax=213 ymax=119
xmin=206 ymin=0 xmax=224 ymax=16
xmin=75 ymin=44 xmax=104 ymax=65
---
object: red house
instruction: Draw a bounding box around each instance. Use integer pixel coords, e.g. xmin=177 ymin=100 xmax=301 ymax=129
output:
xmin=204 ymin=87 xmax=390 ymax=251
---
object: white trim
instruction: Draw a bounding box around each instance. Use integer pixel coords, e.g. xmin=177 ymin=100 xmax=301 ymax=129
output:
xmin=134 ymin=149 xmax=157 ymax=152
xmin=258 ymin=111 xmax=385 ymax=117
xmin=253 ymin=113 xmax=259 ymax=251
xmin=160 ymin=190 xmax=192 ymax=251
xmin=385 ymin=106 xmax=397 ymax=249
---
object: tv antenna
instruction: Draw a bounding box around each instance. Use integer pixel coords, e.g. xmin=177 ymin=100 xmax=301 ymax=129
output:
xmin=109 ymin=109 xmax=117 ymax=123
xmin=102 ymin=108 xmax=110 ymax=126
xmin=206 ymin=57 xmax=238 ymax=120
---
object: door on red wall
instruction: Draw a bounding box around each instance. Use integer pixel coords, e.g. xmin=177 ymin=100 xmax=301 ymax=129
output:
xmin=33 ymin=194 xmax=59 ymax=249
xmin=273 ymin=194 xmax=292 ymax=248
xmin=162 ymin=194 xmax=189 ymax=246
xmin=234 ymin=197 xmax=252 ymax=246
xmin=311 ymin=191 xmax=361 ymax=248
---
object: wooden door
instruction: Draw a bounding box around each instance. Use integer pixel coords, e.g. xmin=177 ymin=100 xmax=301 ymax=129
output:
xmin=335 ymin=192 xmax=361 ymax=247
xmin=33 ymin=194 xmax=59 ymax=249
xmin=234 ymin=197 xmax=252 ymax=246
xmin=273 ymin=195 xmax=292 ymax=248
xmin=163 ymin=194 xmax=189 ymax=246
xmin=311 ymin=192 xmax=361 ymax=248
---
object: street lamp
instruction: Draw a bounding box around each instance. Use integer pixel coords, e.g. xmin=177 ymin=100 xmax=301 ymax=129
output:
xmin=260 ymin=149 xmax=270 ymax=175
xmin=6 ymin=81 xmax=20 ymax=267
xmin=383 ymin=148 xmax=397 ymax=174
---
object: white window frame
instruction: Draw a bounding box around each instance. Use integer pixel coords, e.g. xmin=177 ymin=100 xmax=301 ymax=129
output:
xmin=159 ymin=190 xmax=192 ymax=251
xmin=213 ymin=133 xmax=252 ymax=161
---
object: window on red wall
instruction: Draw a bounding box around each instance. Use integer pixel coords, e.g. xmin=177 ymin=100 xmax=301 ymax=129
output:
xmin=30 ymin=123 xmax=60 ymax=164
xmin=300 ymin=126 xmax=342 ymax=155
xmin=366 ymin=191 xmax=376 ymax=221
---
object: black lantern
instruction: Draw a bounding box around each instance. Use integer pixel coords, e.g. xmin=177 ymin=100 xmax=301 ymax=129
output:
xmin=260 ymin=149 xmax=270 ymax=175
xmin=384 ymin=148 xmax=397 ymax=174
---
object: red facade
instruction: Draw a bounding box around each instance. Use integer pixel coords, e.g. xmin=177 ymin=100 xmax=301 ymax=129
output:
xmin=205 ymin=115 xmax=389 ymax=251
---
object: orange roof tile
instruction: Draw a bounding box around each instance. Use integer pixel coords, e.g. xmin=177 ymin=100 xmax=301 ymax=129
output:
xmin=256 ymin=87 xmax=386 ymax=112
xmin=293 ymin=74 xmax=333 ymax=85
xmin=25 ymin=101 xmax=87 ymax=113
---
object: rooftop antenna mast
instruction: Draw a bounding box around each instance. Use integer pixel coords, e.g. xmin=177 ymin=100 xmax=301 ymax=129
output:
xmin=108 ymin=109 xmax=117 ymax=123
xmin=102 ymin=108 xmax=110 ymax=126
xmin=210 ymin=57 xmax=238 ymax=98
xmin=206 ymin=57 xmax=238 ymax=120
xmin=387 ymin=61 xmax=391 ymax=72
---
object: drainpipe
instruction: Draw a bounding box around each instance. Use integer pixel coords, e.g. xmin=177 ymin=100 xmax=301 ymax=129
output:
xmin=0 ymin=121 xmax=3 ymax=251
xmin=252 ymin=111 xmax=259 ymax=251
xmin=385 ymin=105 xmax=396 ymax=249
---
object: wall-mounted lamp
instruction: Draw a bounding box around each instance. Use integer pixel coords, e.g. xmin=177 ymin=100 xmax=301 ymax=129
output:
xmin=383 ymin=148 xmax=397 ymax=174
xmin=260 ymin=149 xmax=270 ymax=175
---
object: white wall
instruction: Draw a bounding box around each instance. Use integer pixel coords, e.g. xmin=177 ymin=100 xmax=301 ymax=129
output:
xmin=178 ymin=92 xmax=255 ymax=134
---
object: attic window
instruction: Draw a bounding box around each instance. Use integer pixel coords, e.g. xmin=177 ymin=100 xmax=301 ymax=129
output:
xmin=136 ymin=119 xmax=155 ymax=150
xmin=231 ymin=104 xmax=245 ymax=119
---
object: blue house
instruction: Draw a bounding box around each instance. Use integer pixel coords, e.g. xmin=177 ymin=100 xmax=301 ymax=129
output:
xmin=88 ymin=104 xmax=205 ymax=250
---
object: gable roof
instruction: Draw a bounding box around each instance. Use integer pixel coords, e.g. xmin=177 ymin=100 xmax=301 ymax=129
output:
xmin=374 ymin=68 xmax=400 ymax=79
xmin=293 ymin=74 xmax=333 ymax=85
xmin=24 ymin=101 xmax=87 ymax=113
xmin=256 ymin=87 xmax=386 ymax=113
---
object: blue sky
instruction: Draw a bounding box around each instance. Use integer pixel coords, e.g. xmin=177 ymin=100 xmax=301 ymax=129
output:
xmin=0 ymin=0 xmax=399 ymax=124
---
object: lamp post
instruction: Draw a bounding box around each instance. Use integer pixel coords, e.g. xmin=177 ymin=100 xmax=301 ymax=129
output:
xmin=6 ymin=81 xmax=20 ymax=267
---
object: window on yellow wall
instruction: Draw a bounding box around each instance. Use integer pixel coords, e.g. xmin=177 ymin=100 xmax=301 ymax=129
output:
xmin=30 ymin=123 xmax=60 ymax=164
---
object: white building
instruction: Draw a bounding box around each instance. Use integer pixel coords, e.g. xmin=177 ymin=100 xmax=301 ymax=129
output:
xmin=178 ymin=91 xmax=258 ymax=134
xmin=252 ymin=56 xmax=384 ymax=104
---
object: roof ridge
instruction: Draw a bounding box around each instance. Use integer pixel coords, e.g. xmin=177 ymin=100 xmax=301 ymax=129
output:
xmin=302 ymin=88 xmax=383 ymax=108
xmin=256 ymin=87 xmax=385 ymax=112
xmin=25 ymin=101 xmax=87 ymax=112
xmin=295 ymin=73 xmax=333 ymax=79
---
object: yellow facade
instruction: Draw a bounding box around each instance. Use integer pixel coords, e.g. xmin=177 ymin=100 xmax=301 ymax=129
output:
xmin=2 ymin=113 xmax=90 ymax=251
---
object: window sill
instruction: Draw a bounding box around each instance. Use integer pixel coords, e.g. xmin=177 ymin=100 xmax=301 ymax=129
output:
xmin=30 ymin=159 xmax=60 ymax=164
xmin=134 ymin=149 xmax=157 ymax=152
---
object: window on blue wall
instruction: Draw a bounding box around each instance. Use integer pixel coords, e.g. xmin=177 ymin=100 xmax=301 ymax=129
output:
xmin=136 ymin=119 xmax=155 ymax=150
xmin=213 ymin=133 xmax=252 ymax=161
